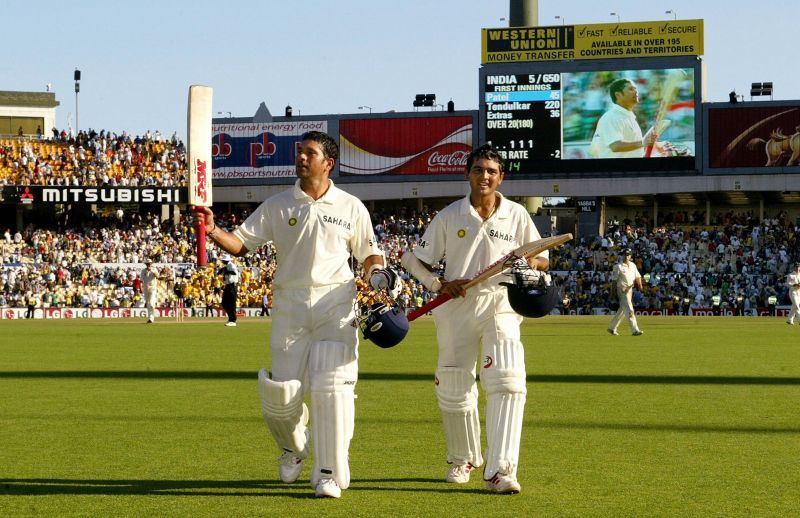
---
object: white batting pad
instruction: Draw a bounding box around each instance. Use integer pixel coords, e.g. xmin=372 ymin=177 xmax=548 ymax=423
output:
xmin=309 ymin=341 xmax=358 ymax=490
xmin=435 ymin=367 xmax=484 ymax=468
xmin=480 ymin=339 xmax=527 ymax=479
xmin=258 ymin=368 xmax=309 ymax=457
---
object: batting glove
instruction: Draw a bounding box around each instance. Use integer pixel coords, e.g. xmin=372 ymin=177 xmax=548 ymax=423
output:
xmin=370 ymin=267 xmax=402 ymax=299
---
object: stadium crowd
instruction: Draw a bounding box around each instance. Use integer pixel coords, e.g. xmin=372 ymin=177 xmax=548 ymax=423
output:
xmin=0 ymin=128 xmax=187 ymax=187
xmin=1 ymin=131 xmax=799 ymax=317
xmin=2 ymin=203 xmax=799 ymax=317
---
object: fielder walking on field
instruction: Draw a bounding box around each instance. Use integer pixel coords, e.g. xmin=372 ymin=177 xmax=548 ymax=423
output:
xmin=608 ymin=248 xmax=644 ymax=336
xmin=142 ymin=258 xmax=160 ymax=323
xmin=195 ymin=131 xmax=391 ymax=499
xmin=401 ymin=144 xmax=548 ymax=494
xmin=786 ymin=262 xmax=800 ymax=325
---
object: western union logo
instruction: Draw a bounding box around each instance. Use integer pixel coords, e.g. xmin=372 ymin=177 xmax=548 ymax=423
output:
xmin=482 ymin=19 xmax=702 ymax=63
xmin=485 ymin=26 xmax=573 ymax=52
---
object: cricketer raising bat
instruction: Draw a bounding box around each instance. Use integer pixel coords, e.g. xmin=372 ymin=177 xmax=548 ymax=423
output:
xmin=187 ymin=85 xmax=213 ymax=267
xmin=644 ymin=69 xmax=686 ymax=158
xmin=406 ymin=233 xmax=572 ymax=321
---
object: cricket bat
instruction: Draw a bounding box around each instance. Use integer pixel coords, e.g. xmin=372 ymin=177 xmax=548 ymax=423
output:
xmin=644 ymin=70 xmax=685 ymax=158
xmin=187 ymin=85 xmax=213 ymax=267
xmin=406 ymin=233 xmax=572 ymax=321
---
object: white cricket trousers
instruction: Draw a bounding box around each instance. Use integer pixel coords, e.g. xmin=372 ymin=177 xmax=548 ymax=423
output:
xmin=609 ymin=287 xmax=640 ymax=334
xmin=268 ymin=282 xmax=358 ymax=383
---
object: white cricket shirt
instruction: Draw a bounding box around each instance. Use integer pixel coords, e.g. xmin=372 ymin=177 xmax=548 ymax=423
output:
xmin=590 ymin=103 xmax=644 ymax=158
xmin=787 ymin=271 xmax=800 ymax=295
xmin=413 ymin=193 xmax=543 ymax=290
xmin=233 ymin=180 xmax=382 ymax=289
xmin=141 ymin=268 xmax=158 ymax=291
xmin=612 ymin=261 xmax=641 ymax=290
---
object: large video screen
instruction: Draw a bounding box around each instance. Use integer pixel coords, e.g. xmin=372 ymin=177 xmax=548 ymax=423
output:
xmin=482 ymin=66 xmax=696 ymax=174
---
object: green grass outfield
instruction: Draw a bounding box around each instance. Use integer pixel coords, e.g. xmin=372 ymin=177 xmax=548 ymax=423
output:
xmin=1 ymin=315 xmax=799 ymax=517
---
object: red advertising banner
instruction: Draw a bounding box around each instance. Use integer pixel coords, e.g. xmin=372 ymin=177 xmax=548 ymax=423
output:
xmin=708 ymin=105 xmax=800 ymax=169
xmin=339 ymin=116 xmax=473 ymax=175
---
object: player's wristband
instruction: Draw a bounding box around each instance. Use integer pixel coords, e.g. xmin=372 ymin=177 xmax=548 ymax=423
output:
xmin=207 ymin=222 xmax=218 ymax=237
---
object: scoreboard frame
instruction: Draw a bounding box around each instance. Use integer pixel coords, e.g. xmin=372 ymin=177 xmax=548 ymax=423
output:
xmin=478 ymin=56 xmax=703 ymax=179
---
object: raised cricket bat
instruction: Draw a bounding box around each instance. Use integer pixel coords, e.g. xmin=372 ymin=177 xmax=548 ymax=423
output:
xmin=187 ymin=85 xmax=213 ymax=267
xmin=407 ymin=233 xmax=572 ymax=321
xmin=644 ymin=70 xmax=685 ymax=158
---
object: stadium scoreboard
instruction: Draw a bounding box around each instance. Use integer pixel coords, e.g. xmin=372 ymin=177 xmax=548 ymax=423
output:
xmin=484 ymin=72 xmax=562 ymax=172
xmin=479 ymin=57 xmax=701 ymax=176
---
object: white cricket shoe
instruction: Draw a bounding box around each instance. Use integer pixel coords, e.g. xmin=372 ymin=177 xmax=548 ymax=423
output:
xmin=225 ymin=321 xmax=237 ymax=327
xmin=445 ymin=463 xmax=474 ymax=483
xmin=485 ymin=472 xmax=521 ymax=494
xmin=315 ymin=478 xmax=341 ymax=498
xmin=607 ymin=328 xmax=619 ymax=336
xmin=279 ymin=451 xmax=304 ymax=483
xmin=633 ymin=330 xmax=644 ymax=336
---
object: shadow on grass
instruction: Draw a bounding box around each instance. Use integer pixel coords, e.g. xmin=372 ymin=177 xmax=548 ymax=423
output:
xmin=0 ymin=478 xmax=300 ymax=498
xmin=2 ymin=371 xmax=800 ymax=385
xmin=0 ymin=477 xmax=477 ymax=496
xmin=531 ymin=419 xmax=800 ymax=434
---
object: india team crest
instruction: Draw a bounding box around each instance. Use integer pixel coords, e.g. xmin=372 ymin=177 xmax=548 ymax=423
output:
xmin=457 ymin=229 xmax=466 ymax=238
xmin=288 ymin=217 xmax=297 ymax=226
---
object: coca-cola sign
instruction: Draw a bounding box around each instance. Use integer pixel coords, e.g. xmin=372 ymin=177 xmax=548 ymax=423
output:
xmin=427 ymin=150 xmax=469 ymax=168
xmin=339 ymin=116 xmax=473 ymax=176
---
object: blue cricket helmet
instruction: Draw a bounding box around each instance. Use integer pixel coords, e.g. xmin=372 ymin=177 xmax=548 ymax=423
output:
xmin=360 ymin=303 xmax=409 ymax=348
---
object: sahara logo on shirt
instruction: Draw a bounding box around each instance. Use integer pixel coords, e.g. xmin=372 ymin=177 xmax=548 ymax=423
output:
xmin=489 ymin=228 xmax=514 ymax=242
xmin=323 ymin=215 xmax=352 ymax=230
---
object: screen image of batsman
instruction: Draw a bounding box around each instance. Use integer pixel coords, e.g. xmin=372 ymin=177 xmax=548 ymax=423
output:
xmin=588 ymin=77 xmax=674 ymax=158
xmin=401 ymin=144 xmax=549 ymax=494
xmin=194 ymin=131 xmax=395 ymax=499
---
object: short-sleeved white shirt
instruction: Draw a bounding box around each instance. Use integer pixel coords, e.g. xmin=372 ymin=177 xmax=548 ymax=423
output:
xmin=787 ymin=271 xmax=800 ymax=294
xmin=413 ymin=193 xmax=543 ymax=291
xmin=612 ymin=261 xmax=641 ymax=290
xmin=590 ymin=103 xmax=644 ymax=158
xmin=141 ymin=268 xmax=158 ymax=291
xmin=233 ymin=179 xmax=382 ymax=289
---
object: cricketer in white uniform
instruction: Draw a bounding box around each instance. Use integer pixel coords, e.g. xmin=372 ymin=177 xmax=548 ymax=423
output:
xmin=608 ymin=249 xmax=644 ymax=336
xmin=195 ymin=131 xmax=386 ymax=499
xmin=141 ymin=259 xmax=159 ymax=323
xmin=589 ymin=78 xmax=659 ymax=159
xmin=786 ymin=262 xmax=800 ymax=325
xmin=402 ymin=144 xmax=547 ymax=495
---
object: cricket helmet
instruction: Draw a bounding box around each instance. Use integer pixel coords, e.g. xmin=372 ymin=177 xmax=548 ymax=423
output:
xmin=500 ymin=263 xmax=560 ymax=318
xmin=360 ymin=303 xmax=409 ymax=349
